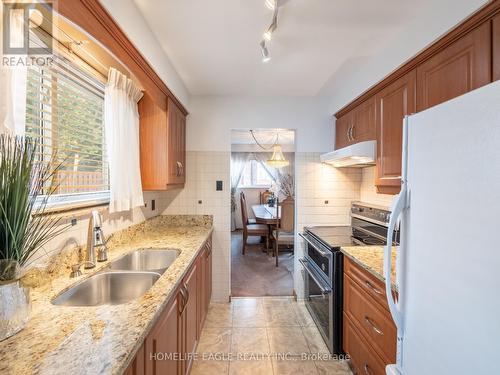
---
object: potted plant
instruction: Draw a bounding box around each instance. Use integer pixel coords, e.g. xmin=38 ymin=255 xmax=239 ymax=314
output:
xmin=0 ymin=135 xmax=67 ymax=341
xmin=277 ymin=172 xmax=294 ymax=203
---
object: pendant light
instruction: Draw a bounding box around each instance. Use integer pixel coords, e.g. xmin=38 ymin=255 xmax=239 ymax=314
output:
xmin=250 ymin=130 xmax=289 ymax=169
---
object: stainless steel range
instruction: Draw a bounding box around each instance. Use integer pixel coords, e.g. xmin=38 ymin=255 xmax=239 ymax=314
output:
xmin=299 ymin=201 xmax=399 ymax=355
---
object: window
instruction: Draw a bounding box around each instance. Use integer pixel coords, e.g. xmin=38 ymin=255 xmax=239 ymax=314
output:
xmin=238 ymin=159 xmax=274 ymax=188
xmin=25 ymin=57 xmax=109 ymax=207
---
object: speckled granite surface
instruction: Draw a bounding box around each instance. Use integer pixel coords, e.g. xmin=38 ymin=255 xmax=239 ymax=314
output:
xmin=340 ymin=245 xmax=397 ymax=288
xmin=0 ymin=215 xmax=213 ymax=375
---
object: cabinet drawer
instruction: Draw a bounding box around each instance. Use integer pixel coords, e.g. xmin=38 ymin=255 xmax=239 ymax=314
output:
xmin=344 ymin=274 xmax=396 ymax=363
xmin=344 ymin=257 xmax=389 ymax=310
xmin=343 ymin=313 xmax=386 ymax=375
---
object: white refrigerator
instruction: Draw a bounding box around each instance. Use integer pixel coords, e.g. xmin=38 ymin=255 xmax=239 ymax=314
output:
xmin=384 ymin=80 xmax=500 ymax=375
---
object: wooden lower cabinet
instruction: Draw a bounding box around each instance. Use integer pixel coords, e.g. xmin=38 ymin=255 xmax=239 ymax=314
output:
xmin=343 ymin=257 xmax=396 ymax=375
xmin=494 ymin=14 xmax=500 ymax=82
xmin=343 ymin=313 xmax=387 ymax=375
xmin=126 ymin=237 xmax=212 ymax=375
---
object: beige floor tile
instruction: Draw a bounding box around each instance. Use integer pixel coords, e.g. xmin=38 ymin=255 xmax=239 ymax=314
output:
xmin=264 ymin=305 xmax=300 ymax=327
xmin=231 ymin=328 xmax=270 ymax=354
xmin=262 ymin=298 xmax=293 ymax=309
xmin=314 ymin=359 xmax=353 ymax=375
xmin=267 ymin=327 xmax=310 ymax=355
xmin=229 ymin=359 xmax=273 ymax=375
xmin=272 ymin=358 xmax=319 ymax=375
xmin=301 ymin=326 xmax=330 ymax=354
xmin=232 ymin=298 xmax=263 ymax=308
xmin=191 ymin=359 xmax=229 ymax=375
xmin=205 ymin=303 xmax=233 ymax=328
xmin=233 ymin=306 xmax=266 ymax=328
xmin=197 ymin=327 xmax=232 ymax=353
xmin=293 ymin=303 xmax=316 ymax=327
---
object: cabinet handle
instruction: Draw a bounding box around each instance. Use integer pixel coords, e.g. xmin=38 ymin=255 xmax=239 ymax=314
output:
xmin=364 ymin=316 xmax=383 ymax=335
xmin=347 ymin=125 xmax=352 ymax=141
xmin=365 ymin=280 xmax=383 ymax=295
xmin=178 ymin=287 xmax=186 ymax=313
xmin=176 ymin=161 xmax=182 ymax=177
xmin=363 ymin=363 xmax=372 ymax=374
xmin=351 ymin=125 xmax=355 ymax=140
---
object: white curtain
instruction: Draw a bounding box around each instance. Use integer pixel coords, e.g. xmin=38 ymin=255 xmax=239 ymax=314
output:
xmin=105 ymin=68 xmax=144 ymax=213
xmin=0 ymin=5 xmax=26 ymax=136
xmin=252 ymin=152 xmax=278 ymax=182
xmin=230 ymin=152 xmax=249 ymax=230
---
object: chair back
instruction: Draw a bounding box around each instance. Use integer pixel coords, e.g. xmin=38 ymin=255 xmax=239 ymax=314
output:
xmin=240 ymin=192 xmax=249 ymax=230
xmin=260 ymin=190 xmax=273 ymax=204
xmin=279 ymin=198 xmax=295 ymax=232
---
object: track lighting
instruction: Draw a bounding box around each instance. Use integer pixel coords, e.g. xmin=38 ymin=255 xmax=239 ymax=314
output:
xmin=260 ymin=40 xmax=270 ymax=63
xmin=265 ymin=0 xmax=276 ymax=10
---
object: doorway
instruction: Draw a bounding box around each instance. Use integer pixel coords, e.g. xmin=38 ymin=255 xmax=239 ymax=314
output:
xmin=230 ymin=129 xmax=296 ymax=297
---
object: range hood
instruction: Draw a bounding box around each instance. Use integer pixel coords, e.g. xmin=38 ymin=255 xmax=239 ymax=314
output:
xmin=320 ymin=140 xmax=376 ymax=168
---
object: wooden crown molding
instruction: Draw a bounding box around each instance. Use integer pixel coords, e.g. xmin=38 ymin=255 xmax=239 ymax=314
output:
xmin=334 ymin=0 xmax=500 ymax=119
xmin=58 ymin=0 xmax=188 ymax=115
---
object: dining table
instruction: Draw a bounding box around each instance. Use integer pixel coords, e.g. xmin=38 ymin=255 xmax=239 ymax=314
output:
xmin=252 ymin=204 xmax=280 ymax=224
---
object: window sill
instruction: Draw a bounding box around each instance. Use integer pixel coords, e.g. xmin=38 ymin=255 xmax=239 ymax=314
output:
xmin=34 ymin=191 xmax=110 ymax=215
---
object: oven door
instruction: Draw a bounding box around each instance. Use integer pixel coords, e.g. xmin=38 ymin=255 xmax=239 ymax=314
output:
xmin=299 ymin=232 xmax=333 ymax=280
xmin=299 ymin=257 xmax=333 ymax=353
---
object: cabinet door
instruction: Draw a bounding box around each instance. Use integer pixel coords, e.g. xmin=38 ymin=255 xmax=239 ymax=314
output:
xmin=147 ymin=295 xmax=180 ymax=375
xmin=182 ymin=263 xmax=198 ymax=375
xmin=352 ymin=97 xmax=376 ymax=143
xmin=205 ymin=239 xmax=212 ymax=313
xmin=494 ymin=14 xmax=500 ymax=82
xmin=416 ymin=22 xmax=491 ymax=112
xmin=334 ymin=112 xmax=352 ymax=150
xmin=167 ymin=97 xmax=186 ymax=186
xmin=139 ymin=93 xmax=168 ymax=190
xmin=197 ymin=246 xmax=207 ymax=335
xmin=375 ymin=70 xmax=416 ymax=194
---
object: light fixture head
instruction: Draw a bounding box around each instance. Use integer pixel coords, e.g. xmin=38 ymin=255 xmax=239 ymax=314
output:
xmin=263 ymin=19 xmax=277 ymax=41
xmin=265 ymin=0 xmax=277 ymax=10
xmin=260 ymin=40 xmax=271 ymax=63
xmin=267 ymin=144 xmax=289 ymax=168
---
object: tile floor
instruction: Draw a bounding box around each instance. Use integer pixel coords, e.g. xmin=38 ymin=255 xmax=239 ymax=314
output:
xmin=191 ymin=297 xmax=353 ymax=375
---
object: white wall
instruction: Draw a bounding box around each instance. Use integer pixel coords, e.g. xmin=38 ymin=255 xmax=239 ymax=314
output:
xmin=320 ymin=0 xmax=488 ymax=114
xmin=99 ymin=0 xmax=190 ymax=109
xmin=187 ymin=96 xmax=332 ymax=153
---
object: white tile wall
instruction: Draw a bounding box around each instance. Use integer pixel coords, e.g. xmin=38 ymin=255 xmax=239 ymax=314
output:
xmin=359 ymin=166 xmax=394 ymax=207
xmin=162 ymin=151 xmax=231 ymax=302
xmin=293 ymin=153 xmax=362 ymax=299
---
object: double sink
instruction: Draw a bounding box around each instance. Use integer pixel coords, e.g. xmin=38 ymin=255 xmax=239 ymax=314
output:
xmin=52 ymin=249 xmax=179 ymax=307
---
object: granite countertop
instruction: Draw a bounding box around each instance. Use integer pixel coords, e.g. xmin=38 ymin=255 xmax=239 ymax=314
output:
xmin=0 ymin=215 xmax=213 ymax=375
xmin=340 ymin=245 xmax=398 ymax=290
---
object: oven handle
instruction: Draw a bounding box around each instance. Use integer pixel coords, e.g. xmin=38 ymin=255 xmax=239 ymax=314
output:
xmin=299 ymin=232 xmax=331 ymax=258
xmin=299 ymin=258 xmax=332 ymax=294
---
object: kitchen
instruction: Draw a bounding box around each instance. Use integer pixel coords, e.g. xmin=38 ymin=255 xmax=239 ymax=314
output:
xmin=0 ymin=1 xmax=499 ymax=375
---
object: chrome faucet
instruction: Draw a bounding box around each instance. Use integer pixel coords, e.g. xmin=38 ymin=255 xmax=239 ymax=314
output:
xmin=84 ymin=210 xmax=108 ymax=269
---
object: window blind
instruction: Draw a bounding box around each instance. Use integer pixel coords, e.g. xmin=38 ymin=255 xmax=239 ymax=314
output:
xmin=25 ymin=56 xmax=109 ymax=196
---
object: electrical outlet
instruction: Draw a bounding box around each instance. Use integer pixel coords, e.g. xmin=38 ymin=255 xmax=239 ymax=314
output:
xmin=151 ymin=199 xmax=156 ymax=211
xmin=324 ymin=200 xmax=329 ymax=204
xmin=71 ymin=218 xmax=77 ymax=226
xmin=216 ymin=180 xmax=223 ymax=191
xmin=198 ymin=200 xmax=202 ymax=204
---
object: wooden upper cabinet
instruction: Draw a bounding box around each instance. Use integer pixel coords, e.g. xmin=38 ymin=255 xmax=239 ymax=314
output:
xmin=493 ymin=14 xmax=500 ymax=81
xmin=352 ymin=97 xmax=376 ymax=144
xmin=335 ymin=98 xmax=376 ymax=150
xmin=139 ymin=95 xmax=186 ymax=190
xmin=167 ymin=97 xmax=186 ymax=186
xmin=375 ymin=70 xmax=416 ymax=194
xmin=416 ymin=22 xmax=491 ymax=112
xmin=335 ymin=112 xmax=352 ymax=150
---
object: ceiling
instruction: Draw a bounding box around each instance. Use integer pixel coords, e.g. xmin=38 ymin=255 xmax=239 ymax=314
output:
xmin=133 ymin=0 xmax=431 ymax=96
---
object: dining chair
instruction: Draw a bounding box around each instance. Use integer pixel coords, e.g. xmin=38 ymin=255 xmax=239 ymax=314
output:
xmin=260 ymin=190 xmax=273 ymax=204
xmin=240 ymin=192 xmax=269 ymax=254
xmin=271 ymin=198 xmax=295 ymax=267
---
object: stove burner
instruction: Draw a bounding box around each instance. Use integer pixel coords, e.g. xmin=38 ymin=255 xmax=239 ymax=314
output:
xmin=361 ymin=237 xmax=385 ymax=245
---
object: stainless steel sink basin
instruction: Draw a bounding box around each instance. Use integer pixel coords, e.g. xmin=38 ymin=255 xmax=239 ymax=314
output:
xmin=108 ymin=249 xmax=179 ymax=274
xmin=52 ymin=271 xmax=160 ymax=306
